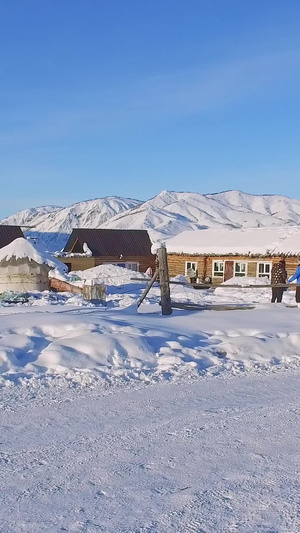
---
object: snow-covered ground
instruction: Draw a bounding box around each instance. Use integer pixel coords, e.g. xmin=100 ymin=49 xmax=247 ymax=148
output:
xmin=2 ymin=369 xmax=300 ymax=532
xmin=1 ymin=266 xmax=300 ymax=531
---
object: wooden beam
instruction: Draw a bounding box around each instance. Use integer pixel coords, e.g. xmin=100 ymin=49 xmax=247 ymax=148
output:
xmin=132 ymin=279 xmax=297 ymax=289
xmin=137 ymin=269 xmax=159 ymax=308
xmin=171 ymin=302 xmax=255 ymax=311
xmin=157 ymin=246 xmax=172 ymax=315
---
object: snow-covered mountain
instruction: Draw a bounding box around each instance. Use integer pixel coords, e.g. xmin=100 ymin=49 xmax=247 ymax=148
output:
xmin=2 ymin=190 xmax=300 ymax=251
xmin=1 ymin=197 xmax=142 ymax=234
xmin=101 ymin=190 xmax=300 ymax=242
xmin=1 ymin=197 xmax=142 ymax=250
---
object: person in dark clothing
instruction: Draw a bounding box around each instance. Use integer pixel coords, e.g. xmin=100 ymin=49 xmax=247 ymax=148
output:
xmin=289 ymin=264 xmax=300 ymax=303
xmin=271 ymin=259 xmax=287 ymax=303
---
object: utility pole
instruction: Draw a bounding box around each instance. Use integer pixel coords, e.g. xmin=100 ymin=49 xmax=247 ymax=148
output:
xmin=157 ymin=245 xmax=172 ymax=315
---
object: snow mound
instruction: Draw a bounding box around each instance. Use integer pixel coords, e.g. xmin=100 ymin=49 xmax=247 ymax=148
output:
xmin=70 ymin=263 xmax=149 ymax=287
xmin=1 ymin=304 xmax=300 ymax=388
xmin=213 ymin=276 xmax=273 ymax=304
xmin=35 ymin=331 xmax=157 ymax=373
xmin=170 ymin=274 xmax=189 ymax=284
xmin=221 ymin=276 xmax=270 ymax=287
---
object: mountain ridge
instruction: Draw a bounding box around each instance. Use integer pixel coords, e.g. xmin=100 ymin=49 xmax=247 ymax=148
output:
xmin=2 ymin=190 xmax=300 ymax=251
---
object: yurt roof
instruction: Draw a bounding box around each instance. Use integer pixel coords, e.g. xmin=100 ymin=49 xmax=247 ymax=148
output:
xmin=0 ymin=237 xmax=65 ymax=270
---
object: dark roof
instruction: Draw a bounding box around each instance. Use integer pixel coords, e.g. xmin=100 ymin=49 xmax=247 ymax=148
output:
xmin=0 ymin=225 xmax=24 ymax=249
xmin=63 ymin=229 xmax=153 ymax=256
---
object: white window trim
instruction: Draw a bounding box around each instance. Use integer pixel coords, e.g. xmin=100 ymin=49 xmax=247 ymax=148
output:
xmin=212 ymin=260 xmax=225 ymax=278
xmin=126 ymin=262 xmax=140 ymax=272
xmin=108 ymin=261 xmax=139 ymax=271
xmin=234 ymin=260 xmax=248 ymax=276
xmin=185 ymin=261 xmax=197 ymax=276
xmin=256 ymin=261 xmax=272 ymax=277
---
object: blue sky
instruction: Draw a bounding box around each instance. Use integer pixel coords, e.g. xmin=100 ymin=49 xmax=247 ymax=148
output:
xmin=1 ymin=0 xmax=300 ymax=217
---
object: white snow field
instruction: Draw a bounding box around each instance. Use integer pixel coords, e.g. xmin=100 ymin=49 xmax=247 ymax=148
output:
xmin=1 ymin=273 xmax=300 ymax=531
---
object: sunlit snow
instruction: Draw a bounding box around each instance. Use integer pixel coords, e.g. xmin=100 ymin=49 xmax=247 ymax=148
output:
xmin=1 ymin=262 xmax=300 ymax=531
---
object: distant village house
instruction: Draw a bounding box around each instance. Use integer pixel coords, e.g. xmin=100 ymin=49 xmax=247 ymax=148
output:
xmin=165 ymin=227 xmax=300 ymax=284
xmin=58 ymin=228 xmax=156 ymax=273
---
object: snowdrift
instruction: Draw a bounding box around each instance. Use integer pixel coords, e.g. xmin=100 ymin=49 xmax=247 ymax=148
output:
xmin=1 ymin=303 xmax=300 ymax=387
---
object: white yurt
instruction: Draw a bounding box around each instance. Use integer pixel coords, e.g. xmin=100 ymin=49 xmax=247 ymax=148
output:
xmin=0 ymin=237 xmax=66 ymax=293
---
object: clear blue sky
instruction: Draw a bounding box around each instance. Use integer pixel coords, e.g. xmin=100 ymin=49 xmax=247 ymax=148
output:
xmin=1 ymin=0 xmax=300 ymax=217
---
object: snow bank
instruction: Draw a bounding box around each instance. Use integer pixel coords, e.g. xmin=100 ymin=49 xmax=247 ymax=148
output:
xmin=1 ymin=303 xmax=300 ymax=387
xmin=70 ymin=263 xmax=149 ymax=287
xmin=221 ymin=275 xmax=270 ymax=287
xmin=213 ymin=275 xmax=273 ymax=304
xmin=67 ymin=264 xmax=151 ymax=309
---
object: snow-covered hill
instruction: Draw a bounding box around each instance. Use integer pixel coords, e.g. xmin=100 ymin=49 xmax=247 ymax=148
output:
xmin=1 ymin=197 xmax=142 ymax=234
xmin=101 ymin=190 xmax=300 ymax=242
xmin=2 ymin=190 xmax=300 ymax=251
xmin=1 ymin=196 xmax=142 ymax=251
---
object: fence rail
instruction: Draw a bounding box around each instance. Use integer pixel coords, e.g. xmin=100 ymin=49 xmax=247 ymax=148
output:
xmin=131 ymin=278 xmax=297 ymax=289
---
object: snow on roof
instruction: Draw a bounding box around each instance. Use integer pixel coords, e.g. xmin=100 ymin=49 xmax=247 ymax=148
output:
xmin=0 ymin=237 xmax=66 ymax=270
xmin=165 ymin=226 xmax=300 ymax=256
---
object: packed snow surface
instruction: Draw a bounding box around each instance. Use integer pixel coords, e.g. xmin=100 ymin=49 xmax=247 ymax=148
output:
xmin=1 ymin=264 xmax=300 ymax=531
xmin=1 ymin=303 xmax=300 ymax=531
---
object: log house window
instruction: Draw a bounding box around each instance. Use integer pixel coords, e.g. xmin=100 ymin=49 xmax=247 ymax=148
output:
xmin=185 ymin=261 xmax=197 ymax=277
xmin=114 ymin=262 xmax=139 ymax=271
xmin=126 ymin=262 xmax=139 ymax=271
xmin=257 ymin=262 xmax=272 ymax=278
xmin=212 ymin=260 xmax=224 ymax=277
xmin=234 ymin=262 xmax=247 ymax=277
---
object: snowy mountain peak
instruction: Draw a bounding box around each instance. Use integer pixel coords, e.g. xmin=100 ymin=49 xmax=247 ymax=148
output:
xmin=2 ymin=190 xmax=300 ymax=251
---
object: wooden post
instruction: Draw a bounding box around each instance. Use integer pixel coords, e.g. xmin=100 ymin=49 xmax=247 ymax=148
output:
xmin=157 ymin=246 xmax=172 ymax=315
xmin=137 ymin=269 xmax=159 ymax=308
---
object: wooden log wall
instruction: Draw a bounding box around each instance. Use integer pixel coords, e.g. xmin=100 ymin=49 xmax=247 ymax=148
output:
xmin=285 ymin=257 xmax=300 ymax=279
xmin=167 ymin=254 xmax=300 ymax=284
xmin=58 ymin=257 xmax=95 ymax=272
xmin=167 ymin=255 xmax=206 ymax=279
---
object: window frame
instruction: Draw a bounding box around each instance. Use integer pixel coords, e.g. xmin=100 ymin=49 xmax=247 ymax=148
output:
xmin=256 ymin=261 xmax=272 ymax=278
xmin=126 ymin=262 xmax=139 ymax=272
xmin=109 ymin=262 xmax=139 ymax=271
xmin=212 ymin=260 xmax=225 ymax=278
xmin=185 ymin=261 xmax=197 ymax=276
xmin=234 ymin=261 xmax=247 ymax=277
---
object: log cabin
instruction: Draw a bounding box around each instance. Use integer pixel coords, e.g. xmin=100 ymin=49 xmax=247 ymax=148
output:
xmin=165 ymin=227 xmax=300 ymax=284
xmin=57 ymin=228 xmax=156 ymax=273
